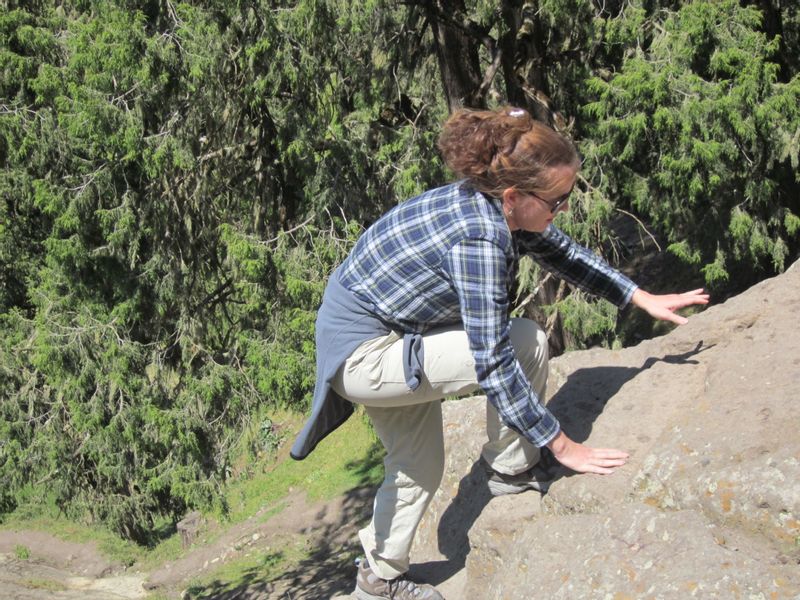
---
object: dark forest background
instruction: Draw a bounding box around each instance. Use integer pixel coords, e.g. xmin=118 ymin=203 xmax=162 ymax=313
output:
xmin=1 ymin=0 xmax=798 ymax=544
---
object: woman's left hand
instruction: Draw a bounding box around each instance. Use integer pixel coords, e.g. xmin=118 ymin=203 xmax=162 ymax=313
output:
xmin=631 ymin=288 xmax=710 ymax=325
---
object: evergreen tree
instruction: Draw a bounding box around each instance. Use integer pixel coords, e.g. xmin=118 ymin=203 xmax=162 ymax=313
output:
xmin=1 ymin=0 xmax=797 ymax=541
xmin=0 ymin=0 xmax=444 ymax=541
xmin=582 ymin=0 xmax=800 ymax=292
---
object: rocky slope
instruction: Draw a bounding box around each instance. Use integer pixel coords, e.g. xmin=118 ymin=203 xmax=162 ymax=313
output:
xmin=411 ymin=260 xmax=800 ymax=599
xmin=4 ymin=262 xmax=798 ymax=600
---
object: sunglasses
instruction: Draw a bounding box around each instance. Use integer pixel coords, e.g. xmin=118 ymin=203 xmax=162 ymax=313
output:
xmin=529 ymin=186 xmax=573 ymax=214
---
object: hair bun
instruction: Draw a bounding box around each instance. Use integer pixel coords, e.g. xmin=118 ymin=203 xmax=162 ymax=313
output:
xmin=438 ymin=106 xmax=578 ymax=198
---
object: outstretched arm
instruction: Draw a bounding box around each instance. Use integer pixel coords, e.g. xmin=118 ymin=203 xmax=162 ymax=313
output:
xmin=630 ymin=288 xmax=710 ymax=325
xmin=517 ymin=226 xmax=639 ymax=308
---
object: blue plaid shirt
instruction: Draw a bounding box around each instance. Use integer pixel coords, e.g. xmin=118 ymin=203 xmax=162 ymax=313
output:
xmin=338 ymin=181 xmax=638 ymax=447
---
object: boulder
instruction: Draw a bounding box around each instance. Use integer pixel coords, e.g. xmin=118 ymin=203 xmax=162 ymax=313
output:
xmin=412 ymin=260 xmax=800 ymax=599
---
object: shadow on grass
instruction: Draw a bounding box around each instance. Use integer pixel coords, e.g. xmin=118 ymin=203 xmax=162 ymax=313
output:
xmin=184 ymin=436 xmax=385 ymax=600
xmin=343 ymin=435 xmax=386 ymax=490
xmin=145 ymin=519 xmax=178 ymax=550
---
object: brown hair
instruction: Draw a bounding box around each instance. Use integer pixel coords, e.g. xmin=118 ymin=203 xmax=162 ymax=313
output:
xmin=437 ymin=106 xmax=580 ymax=198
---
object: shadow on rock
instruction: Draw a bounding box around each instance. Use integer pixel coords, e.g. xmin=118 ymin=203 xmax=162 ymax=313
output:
xmin=412 ymin=460 xmax=493 ymax=586
xmin=546 ymin=341 xmax=712 ymax=481
xmin=549 ymin=341 xmax=712 ymax=443
xmin=414 ymin=342 xmax=714 ymax=584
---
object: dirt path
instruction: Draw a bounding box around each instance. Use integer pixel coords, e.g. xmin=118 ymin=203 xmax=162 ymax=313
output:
xmin=0 ymin=486 xmax=377 ymax=600
xmin=0 ymin=534 xmax=147 ymax=600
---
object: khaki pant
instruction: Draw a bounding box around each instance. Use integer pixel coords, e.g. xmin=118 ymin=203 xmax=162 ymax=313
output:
xmin=330 ymin=318 xmax=549 ymax=580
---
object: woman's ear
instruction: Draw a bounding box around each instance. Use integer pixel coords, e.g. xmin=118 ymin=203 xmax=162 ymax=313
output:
xmin=502 ymin=187 xmax=520 ymax=216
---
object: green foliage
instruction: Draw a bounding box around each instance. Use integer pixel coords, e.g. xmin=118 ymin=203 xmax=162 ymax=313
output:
xmin=0 ymin=0 xmax=438 ymax=543
xmin=553 ymin=291 xmax=619 ymax=346
xmin=2 ymin=0 xmax=799 ymax=546
xmin=229 ymin=221 xmax=361 ymax=411
xmin=455 ymin=0 xmax=798 ymax=347
xmin=580 ymin=0 xmax=800 ymax=293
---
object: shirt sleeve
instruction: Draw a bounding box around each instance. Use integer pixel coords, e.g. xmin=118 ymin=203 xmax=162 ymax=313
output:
xmin=442 ymin=238 xmax=560 ymax=448
xmin=516 ymin=225 xmax=638 ymax=307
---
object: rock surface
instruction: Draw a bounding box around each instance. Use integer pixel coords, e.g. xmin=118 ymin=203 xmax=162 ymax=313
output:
xmin=411 ymin=260 xmax=800 ymax=599
xmin=3 ymin=263 xmax=799 ymax=600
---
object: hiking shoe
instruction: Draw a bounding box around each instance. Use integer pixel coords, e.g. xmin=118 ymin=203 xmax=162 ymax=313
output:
xmin=483 ymin=450 xmax=558 ymax=496
xmin=354 ymin=558 xmax=445 ymax=600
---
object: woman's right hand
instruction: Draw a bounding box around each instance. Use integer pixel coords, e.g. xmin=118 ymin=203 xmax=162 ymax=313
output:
xmin=546 ymin=431 xmax=629 ymax=474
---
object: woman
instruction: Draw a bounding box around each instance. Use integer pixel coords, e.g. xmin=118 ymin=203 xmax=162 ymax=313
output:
xmin=291 ymin=107 xmax=708 ymax=600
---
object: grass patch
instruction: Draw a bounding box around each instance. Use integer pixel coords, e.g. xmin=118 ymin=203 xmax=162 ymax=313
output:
xmin=136 ymin=530 xmax=186 ymax=571
xmin=20 ymin=578 xmax=68 ymax=591
xmin=0 ymin=512 xmax=143 ymax=567
xmin=143 ymin=409 xmax=384 ymax=594
xmin=182 ymin=535 xmax=309 ymax=599
xmin=222 ymin=408 xmax=384 ymax=524
xmin=136 ymin=408 xmax=382 ymax=582
xmin=139 ymin=409 xmax=383 ymax=572
xmin=14 ymin=544 xmax=30 ymax=559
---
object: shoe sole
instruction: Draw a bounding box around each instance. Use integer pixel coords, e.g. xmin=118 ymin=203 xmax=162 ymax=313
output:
xmin=355 ymin=584 xmax=446 ymax=600
xmin=487 ymin=479 xmax=547 ymax=497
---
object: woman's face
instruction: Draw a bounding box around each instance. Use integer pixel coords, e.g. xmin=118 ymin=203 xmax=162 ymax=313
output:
xmin=502 ymin=165 xmax=577 ymax=233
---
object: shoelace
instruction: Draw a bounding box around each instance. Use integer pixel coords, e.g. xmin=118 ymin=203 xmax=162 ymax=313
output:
xmin=388 ymin=576 xmax=423 ymax=598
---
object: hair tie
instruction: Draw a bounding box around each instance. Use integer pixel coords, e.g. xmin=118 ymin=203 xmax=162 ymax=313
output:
xmin=508 ymin=109 xmax=525 ymax=117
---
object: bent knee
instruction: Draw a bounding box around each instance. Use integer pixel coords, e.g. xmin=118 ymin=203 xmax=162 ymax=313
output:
xmin=389 ymin=452 xmax=445 ymax=494
xmin=510 ymin=318 xmax=549 ymax=365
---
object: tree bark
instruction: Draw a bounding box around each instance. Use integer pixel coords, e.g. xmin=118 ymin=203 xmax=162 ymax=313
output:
xmin=422 ymin=0 xmax=486 ymax=110
xmin=501 ymin=0 xmax=555 ymax=125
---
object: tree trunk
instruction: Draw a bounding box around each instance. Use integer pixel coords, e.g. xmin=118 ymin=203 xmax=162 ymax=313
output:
xmin=754 ymin=0 xmax=791 ymax=82
xmin=423 ymin=0 xmax=485 ymax=110
xmin=501 ymin=0 xmax=556 ymax=125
